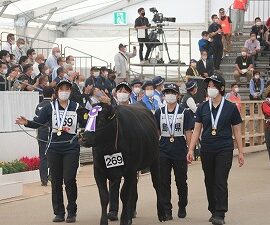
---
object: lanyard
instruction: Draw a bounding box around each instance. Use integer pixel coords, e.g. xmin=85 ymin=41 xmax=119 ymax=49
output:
xmin=55 ymin=100 xmax=70 ymax=130
xmin=209 ymin=97 xmax=225 ymax=130
xmin=165 ymin=103 xmax=179 ymax=137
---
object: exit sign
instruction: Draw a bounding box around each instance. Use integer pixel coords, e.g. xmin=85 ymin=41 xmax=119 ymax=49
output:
xmin=113 ymin=11 xmax=127 ymax=25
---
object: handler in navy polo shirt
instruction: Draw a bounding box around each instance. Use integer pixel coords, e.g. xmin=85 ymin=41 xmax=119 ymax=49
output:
xmin=155 ymin=83 xmax=194 ymax=221
xmin=187 ymin=74 xmax=244 ymax=225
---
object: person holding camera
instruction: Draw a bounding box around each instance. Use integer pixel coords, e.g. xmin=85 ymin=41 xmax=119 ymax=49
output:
xmin=135 ymin=7 xmax=151 ymax=63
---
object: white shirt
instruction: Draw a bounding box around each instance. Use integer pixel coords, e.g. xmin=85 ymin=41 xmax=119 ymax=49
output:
xmin=2 ymin=42 xmax=13 ymax=53
xmin=33 ymin=62 xmax=40 ymax=78
xmin=13 ymin=46 xmax=26 ymax=63
xmin=202 ymin=59 xmax=207 ymax=68
xmin=45 ymin=55 xmax=58 ymax=70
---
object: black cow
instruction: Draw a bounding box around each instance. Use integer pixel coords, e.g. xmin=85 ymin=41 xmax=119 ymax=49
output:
xmin=81 ymin=102 xmax=165 ymax=225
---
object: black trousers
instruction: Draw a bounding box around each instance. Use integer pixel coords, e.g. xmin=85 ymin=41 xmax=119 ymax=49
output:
xmin=47 ymin=152 xmax=79 ymax=216
xmin=138 ymin=38 xmax=151 ymax=61
xmin=200 ymin=150 xmax=233 ymax=219
xmin=213 ymin=42 xmax=223 ymax=70
xmin=264 ymin=127 xmax=270 ymax=162
xmin=38 ymin=140 xmax=49 ymax=183
xmin=159 ymin=157 xmax=188 ymax=214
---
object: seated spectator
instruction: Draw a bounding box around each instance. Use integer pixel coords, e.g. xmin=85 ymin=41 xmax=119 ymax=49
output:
xmin=45 ymin=47 xmax=61 ymax=71
xmin=66 ymin=55 xmax=75 ymax=67
xmin=51 ymin=57 xmax=66 ymax=81
xmin=0 ymin=50 xmax=10 ymax=66
xmin=7 ymin=65 xmax=22 ymax=91
xmin=85 ymin=66 xmax=99 ymax=87
xmin=64 ymin=64 xmax=74 ymax=77
xmin=96 ymin=66 xmax=111 ymax=93
xmin=196 ymin=51 xmax=214 ymax=77
xmin=36 ymin=75 xmax=49 ymax=102
xmin=234 ymin=47 xmax=253 ymax=82
xmin=198 ymin=31 xmax=213 ymax=58
xmin=18 ymin=64 xmax=39 ymax=91
xmin=244 ymin=32 xmax=261 ymax=64
xmin=9 ymin=54 xmax=16 ymax=67
xmin=186 ymin=59 xmax=199 ymax=76
xmin=13 ymin=38 xmax=26 ymax=63
xmin=34 ymin=63 xmax=50 ymax=83
xmin=33 ymin=54 xmax=45 ymax=78
xmin=26 ymin=48 xmax=36 ymax=65
xmin=249 ymin=70 xmax=264 ymax=100
xmin=52 ymin=67 xmax=66 ymax=86
xmin=251 ymin=17 xmax=267 ymax=46
xmin=0 ymin=62 xmax=8 ymax=91
xmin=225 ymin=83 xmax=241 ymax=112
xmin=18 ymin=56 xmax=29 ymax=72
xmin=2 ymin=33 xmax=15 ymax=54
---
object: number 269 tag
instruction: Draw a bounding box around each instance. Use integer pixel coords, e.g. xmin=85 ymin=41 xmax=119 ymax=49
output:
xmin=104 ymin=153 xmax=124 ymax=168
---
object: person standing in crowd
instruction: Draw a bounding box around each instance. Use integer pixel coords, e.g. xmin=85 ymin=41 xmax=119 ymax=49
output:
xmin=234 ymin=47 xmax=253 ymax=82
xmin=249 ymin=70 xmax=264 ymax=100
xmin=225 ymin=83 xmax=242 ymax=112
xmin=0 ymin=62 xmax=8 ymax=91
xmin=130 ymin=79 xmax=143 ymax=104
xmin=107 ymin=69 xmax=117 ymax=94
xmin=2 ymin=33 xmax=15 ymax=53
xmin=155 ymin=83 xmax=193 ymax=221
xmin=95 ymin=66 xmax=111 ymax=94
xmin=16 ymin=80 xmax=87 ymax=223
xmin=18 ymin=64 xmax=39 ymax=91
xmin=66 ymin=55 xmax=75 ymax=67
xmin=245 ymin=32 xmax=261 ymax=65
xmin=251 ymin=17 xmax=267 ymax=47
xmin=208 ymin=14 xmax=223 ymax=71
xmin=186 ymin=59 xmax=199 ymax=76
xmin=114 ymin=43 xmax=136 ymax=83
xmin=232 ymin=0 xmax=248 ymax=36
xmin=135 ymin=7 xmax=151 ymax=63
xmin=198 ymin=31 xmax=213 ymax=59
xmin=34 ymin=86 xmax=54 ymax=186
xmin=187 ymin=74 xmax=244 ymax=225
xmin=46 ymin=47 xmax=61 ymax=71
xmin=34 ymin=63 xmax=50 ymax=83
xmin=85 ymin=66 xmax=99 ymax=87
xmin=52 ymin=67 xmax=67 ymax=86
xmin=18 ymin=56 xmax=29 ymax=72
xmin=26 ymin=49 xmax=37 ymax=65
xmin=13 ymin=38 xmax=26 ymax=63
xmin=262 ymin=87 xmax=270 ymax=163
xmin=51 ymin=57 xmax=66 ymax=81
xmin=181 ymin=80 xmax=198 ymax=115
xmin=141 ymin=80 xmax=159 ymax=113
xmin=70 ymin=74 xmax=90 ymax=107
xmin=219 ymin=8 xmax=232 ymax=57
xmin=152 ymin=76 xmax=165 ymax=107
xmin=33 ymin=54 xmax=45 ymax=78
xmin=197 ymin=51 xmax=214 ymax=77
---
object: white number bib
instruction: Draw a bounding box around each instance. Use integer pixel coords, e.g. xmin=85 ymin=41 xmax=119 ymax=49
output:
xmin=52 ymin=110 xmax=78 ymax=134
xmin=104 ymin=153 xmax=124 ymax=168
xmin=160 ymin=113 xmax=184 ymax=137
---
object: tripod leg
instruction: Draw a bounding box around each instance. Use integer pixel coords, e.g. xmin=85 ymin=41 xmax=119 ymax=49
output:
xmin=162 ymin=33 xmax=172 ymax=63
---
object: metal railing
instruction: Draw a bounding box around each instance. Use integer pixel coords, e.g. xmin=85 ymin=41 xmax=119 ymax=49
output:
xmin=63 ymin=46 xmax=111 ymax=77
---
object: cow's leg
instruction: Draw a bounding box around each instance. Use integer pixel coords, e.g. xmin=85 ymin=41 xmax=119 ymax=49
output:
xmin=94 ymin=165 xmax=109 ymax=225
xmin=120 ymin=171 xmax=137 ymax=225
xmin=150 ymin=158 xmax=166 ymax=222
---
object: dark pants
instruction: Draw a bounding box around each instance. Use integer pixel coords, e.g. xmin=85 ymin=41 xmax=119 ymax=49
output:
xmin=159 ymin=157 xmax=188 ymax=214
xmin=47 ymin=152 xmax=79 ymax=216
xmin=264 ymin=127 xmax=270 ymax=162
xmin=213 ymin=42 xmax=223 ymax=70
xmin=38 ymin=140 xmax=49 ymax=183
xmin=200 ymin=150 xmax=233 ymax=219
xmin=138 ymin=38 xmax=151 ymax=61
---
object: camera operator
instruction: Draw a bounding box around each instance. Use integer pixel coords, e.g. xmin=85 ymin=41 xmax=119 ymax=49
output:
xmin=135 ymin=7 xmax=151 ymax=64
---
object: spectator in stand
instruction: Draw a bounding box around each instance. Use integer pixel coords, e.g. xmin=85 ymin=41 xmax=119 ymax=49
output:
xmin=33 ymin=54 xmax=45 ymax=78
xmin=85 ymin=66 xmax=99 ymax=87
xmin=198 ymin=31 xmax=213 ymax=58
xmin=52 ymin=67 xmax=67 ymax=86
xmin=197 ymin=51 xmax=214 ymax=77
xmin=2 ymin=33 xmax=15 ymax=53
xmin=232 ymin=0 xmax=249 ymax=36
xmin=45 ymin=47 xmax=61 ymax=71
xmin=249 ymin=70 xmax=264 ymax=100
xmin=208 ymin=14 xmax=223 ymax=71
xmin=36 ymin=74 xmax=49 ymax=102
xmin=7 ymin=65 xmax=21 ymax=91
xmin=114 ymin=43 xmax=136 ymax=82
xmin=33 ymin=63 xmax=50 ymax=83
xmin=244 ymin=32 xmax=261 ymax=65
xmin=0 ymin=50 xmax=10 ymax=66
xmin=251 ymin=17 xmax=267 ymax=47
xmin=130 ymin=79 xmax=143 ymax=104
xmin=0 ymin=62 xmax=8 ymax=91
xmin=95 ymin=66 xmax=111 ymax=94
xmin=9 ymin=54 xmax=16 ymax=67
xmin=26 ymin=48 xmax=36 ymax=65
xmin=18 ymin=56 xmax=29 ymax=72
xmin=219 ymin=8 xmax=232 ymax=57
xmin=234 ymin=47 xmax=253 ymax=82
xmin=225 ymin=83 xmax=241 ymax=112
xmin=13 ymin=38 xmax=26 ymax=63
xmin=107 ymin=69 xmax=117 ymax=94
xmin=18 ymin=64 xmax=39 ymax=91
xmin=51 ymin=57 xmax=66 ymax=81
xmin=186 ymin=59 xmax=199 ymax=77
xmin=66 ymin=55 xmax=75 ymax=67
xmin=264 ymin=22 xmax=270 ymax=52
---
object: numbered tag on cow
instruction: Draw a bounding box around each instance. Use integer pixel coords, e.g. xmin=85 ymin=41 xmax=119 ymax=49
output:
xmin=104 ymin=153 xmax=124 ymax=168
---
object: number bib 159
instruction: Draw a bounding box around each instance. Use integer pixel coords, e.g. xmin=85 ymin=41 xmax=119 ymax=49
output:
xmin=104 ymin=153 xmax=124 ymax=168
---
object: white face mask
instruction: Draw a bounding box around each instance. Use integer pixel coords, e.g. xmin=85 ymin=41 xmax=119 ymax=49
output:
xmin=55 ymin=52 xmax=61 ymax=58
xmin=133 ymin=87 xmax=141 ymax=94
xmin=2 ymin=69 xmax=8 ymax=75
xmin=214 ymin=18 xmax=219 ymax=23
xmin=104 ymin=71 xmax=108 ymax=77
xmin=234 ymin=87 xmax=239 ymax=93
xmin=93 ymin=72 xmax=99 ymax=77
xmin=58 ymin=91 xmax=70 ymax=101
xmin=11 ymin=40 xmax=15 ymax=45
xmin=191 ymin=62 xmax=196 ymax=67
xmin=266 ymin=98 xmax=270 ymax=103
xmin=208 ymin=87 xmax=219 ymax=98
xmin=117 ymin=92 xmax=130 ymax=103
xmin=241 ymin=52 xmax=247 ymax=57
xmin=165 ymin=94 xmax=177 ymax=104
xmin=19 ymin=44 xmax=25 ymax=49
xmin=70 ymin=61 xmax=75 ymax=66
xmin=79 ymin=82 xmax=85 ymax=88
xmin=255 ymin=74 xmax=260 ymax=79
xmin=256 ymin=21 xmax=262 ymax=26
xmin=45 ymin=69 xmax=50 ymax=75
xmin=145 ymin=90 xmax=154 ymax=98
xmin=32 ymin=54 xmax=37 ymax=59
xmin=202 ymin=56 xmax=207 ymax=60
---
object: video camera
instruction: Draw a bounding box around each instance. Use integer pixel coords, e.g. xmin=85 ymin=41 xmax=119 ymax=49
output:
xmin=149 ymin=7 xmax=176 ymax=24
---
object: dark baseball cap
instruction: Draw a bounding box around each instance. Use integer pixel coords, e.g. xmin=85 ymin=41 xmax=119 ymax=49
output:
xmin=152 ymin=76 xmax=165 ymax=86
xmin=142 ymin=80 xmax=155 ymax=90
xmin=162 ymin=83 xmax=179 ymax=94
xmin=56 ymin=80 xmax=72 ymax=88
xmin=116 ymin=81 xmax=132 ymax=93
xmin=190 ymin=59 xmax=197 ymax=64
xmin=186 ymin=80 xmax=197 ymax=91
xmin=204 ymin=74 xmax=225 ymax=86
xmin=131 ymin=78 xmax=143 ymax=86
xmin=119 ymin=43 xmax=127 ymax=49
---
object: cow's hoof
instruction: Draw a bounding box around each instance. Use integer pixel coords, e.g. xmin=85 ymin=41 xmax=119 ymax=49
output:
xmin=100 ymin=217 xmax=108 ymax=225
xmin=120 ymin=219 xmax=132 ymax=225
xmin=128 ymin=220 xmax=132 ymax=225
xmin=158 ymin=211 xmax=167 ymax=222
xmin=107 ymin=211 xmax=118 ymax=221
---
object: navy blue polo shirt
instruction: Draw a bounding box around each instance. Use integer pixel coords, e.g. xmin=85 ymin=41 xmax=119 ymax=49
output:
xmin=155 ymin=106 xmax=194 ymax=160
xmin=195 ymin=99 xmax=242 ymax=152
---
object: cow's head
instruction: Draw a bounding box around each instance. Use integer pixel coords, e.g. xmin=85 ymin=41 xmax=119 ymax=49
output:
xmin=80 ymin=103 xmax=117 ymax=147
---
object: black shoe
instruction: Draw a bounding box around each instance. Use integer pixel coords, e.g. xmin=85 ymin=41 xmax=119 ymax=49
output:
xmin=212 ymin=217 xmax=225 ymax=225
xmin=41 ymin=181 xmax=48 ymax=186
xmin=66 ymin=214 xmax=76 ymax=223
xmin=164 ymin=212 xmax=173 ymax=221
xmin=178 ymin=208 xmax=187 ymax=218
xmin=53 ymin=215 xmax=65 ymax=222
xmin=209 ymin=215 xmax=214 ymax=222
xmin=107 ymin=211 xmax=118 ymax=221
